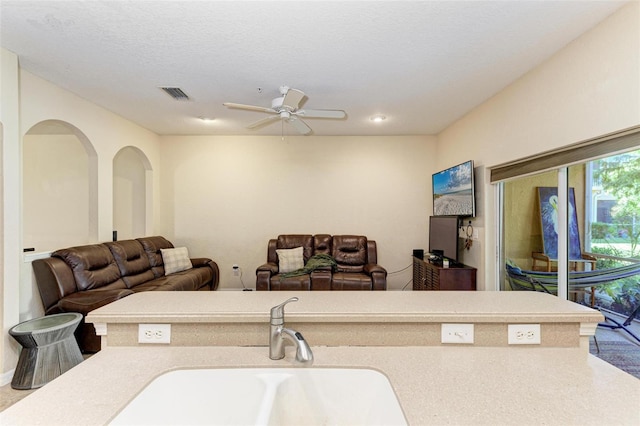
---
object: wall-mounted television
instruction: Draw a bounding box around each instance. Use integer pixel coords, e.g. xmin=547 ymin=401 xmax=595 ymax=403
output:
xmin=428 ymin=216 xmax=460 ymax=262
xmin=432 ymin=160 xmax=475 ymax=217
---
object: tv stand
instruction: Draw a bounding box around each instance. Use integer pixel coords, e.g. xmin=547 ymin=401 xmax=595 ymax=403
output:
xmin=413 ymin=256 xmax=476 ymax=291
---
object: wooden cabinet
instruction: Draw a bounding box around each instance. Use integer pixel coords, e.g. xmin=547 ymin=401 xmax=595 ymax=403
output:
xmin=413 ymin=257 xmax=476 ymax=291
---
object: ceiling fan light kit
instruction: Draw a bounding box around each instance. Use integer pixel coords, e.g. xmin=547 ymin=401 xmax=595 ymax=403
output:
xmin=223 ymin=86 xmax=346 ymax=135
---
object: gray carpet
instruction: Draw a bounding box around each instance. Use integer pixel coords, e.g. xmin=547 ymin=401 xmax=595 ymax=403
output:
xmin=590 ymin=340 xmax=640 ymax=379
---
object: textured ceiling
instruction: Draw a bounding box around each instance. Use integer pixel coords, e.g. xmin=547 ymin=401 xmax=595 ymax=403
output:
xmin=0 ymin=1 xmax=628 ymax=136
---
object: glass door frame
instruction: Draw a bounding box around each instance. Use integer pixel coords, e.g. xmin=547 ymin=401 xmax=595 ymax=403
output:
xmin=497 ymin=167 xmax=571 ymax=299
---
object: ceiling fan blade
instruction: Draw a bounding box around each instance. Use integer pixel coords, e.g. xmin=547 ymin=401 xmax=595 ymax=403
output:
xmin=247 ymin=115 xmax=281 ymax=129
xmin=282 ymin=89 xmax=305 ymax=110
xmin=223 ymin=102 xmax=275 ymax=114
xmin=296 ymin=109 xmax=346 ymax=119
xmin=287 ymin=117 xmax=312 ymax=135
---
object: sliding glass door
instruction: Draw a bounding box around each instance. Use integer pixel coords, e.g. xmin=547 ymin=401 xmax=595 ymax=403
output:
xmin=502 ymin=169 xmax=559 ymax=291
xmin=500 ymin=146 xmax=640 ymax=320
xmin=581 ymin=151 xmax=640 ymax=317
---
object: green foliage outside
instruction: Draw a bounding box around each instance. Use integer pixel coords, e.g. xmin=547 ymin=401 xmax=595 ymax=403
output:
xmin=593 ymin=151 xmax=640 ymax=258
xmin=591 ymin=151 xmax=640 ymax=318
xmin=591 ymin=236 xmax=640 ymax=319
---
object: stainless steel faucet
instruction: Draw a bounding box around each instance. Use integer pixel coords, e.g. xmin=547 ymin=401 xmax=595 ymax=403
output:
xmin=269 ymin=297 xmax=314 ymax=366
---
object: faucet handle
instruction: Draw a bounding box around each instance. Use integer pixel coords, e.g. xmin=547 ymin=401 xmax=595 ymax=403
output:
xmin=270 ymin=297 xmax=299 ymax=322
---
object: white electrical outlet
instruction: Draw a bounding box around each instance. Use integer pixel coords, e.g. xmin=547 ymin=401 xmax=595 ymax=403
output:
xmin=233 ymin=264 xmax=240 ymax=276
xmin=138 ymin=324 xmax=171 ymax=344
xmin=508 ymin=324 xmax=541 ymax=345
xmin=441 ymin=323 xmax=474 ymax=344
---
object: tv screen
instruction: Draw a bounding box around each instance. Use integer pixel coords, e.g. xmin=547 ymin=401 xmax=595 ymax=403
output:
xmin=429 ymin=216 xmax=460 ymax=262
xmin=432 ymin=160 xmax=475 ymax=217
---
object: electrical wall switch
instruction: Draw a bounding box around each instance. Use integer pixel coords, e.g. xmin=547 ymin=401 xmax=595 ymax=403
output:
xmin=508 ymin=324 xmax=541 ymax=345
xmin=441 ymin=323 xmax=474 ymax=344
xmin=138 ymin=324 xmax=171 ymax=344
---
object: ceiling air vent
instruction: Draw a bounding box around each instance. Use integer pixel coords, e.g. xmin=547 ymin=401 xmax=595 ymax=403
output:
xmin=160 ymin=87 xmax=190 ymax=101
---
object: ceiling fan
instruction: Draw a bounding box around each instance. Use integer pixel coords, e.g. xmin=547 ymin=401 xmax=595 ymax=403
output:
xmin=223 ymin=86 xmax=346 ymax=135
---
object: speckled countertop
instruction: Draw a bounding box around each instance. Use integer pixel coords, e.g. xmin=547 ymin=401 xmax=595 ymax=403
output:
xmin=1 ymin=345 xmax=639 ymax=425
xmin=87 ymin=291 xmax=603 ymax=324
xmin=4 ymin=292 xmax=630 ymax=425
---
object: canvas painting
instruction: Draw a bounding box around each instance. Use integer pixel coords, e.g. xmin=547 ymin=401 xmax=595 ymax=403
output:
xmin=537 ymin=187 xmax=582 ymax=260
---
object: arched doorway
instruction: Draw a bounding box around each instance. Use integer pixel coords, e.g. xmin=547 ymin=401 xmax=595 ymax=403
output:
xmin=22 ymin=120 xmax=98 ymax=252
xmin=113 ymin=146 xmax=152 ymax=240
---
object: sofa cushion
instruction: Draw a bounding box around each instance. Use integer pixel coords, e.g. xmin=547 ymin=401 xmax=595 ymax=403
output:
xmin=53 ymin=245 xmax=126 ymax=291
xmin=271 ymin=274 xmax=311 ymax=291
xmin=277 ymin=235 xmax=314 ymax=261
xmin=314 ymin=234 xmax=332 ymax=255
xmin=331 ymin=272 xmax=373 ymax=290
xmin=332 ymin=235 xmax=368 ymax=273
xmin=105 ymin=240 xmax=155 ymax=288
xmin=137 ymin=236 xmax=175 ymax=277
xmin=276 ymin=247 xmax=304 ymax=273
xmin=58 ymin=288 xmax=135 ymax=315
xmin=132 ymin=267 xmax=213 ymax=292
xmin=161 ymin=247 xmax=193 ymax=275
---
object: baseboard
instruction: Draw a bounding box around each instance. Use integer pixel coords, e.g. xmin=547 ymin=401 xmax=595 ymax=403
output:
xmin=1 ymin=369 xmax=15 ymax=387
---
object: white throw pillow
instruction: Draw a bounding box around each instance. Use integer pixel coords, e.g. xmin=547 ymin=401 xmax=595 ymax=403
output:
xmin=161 ymin=247 xmax=193 ymax=275
xmin=276 ymin=246 xmax=304 ymax=273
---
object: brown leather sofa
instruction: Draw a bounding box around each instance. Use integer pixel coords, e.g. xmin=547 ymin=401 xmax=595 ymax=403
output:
xmin=32 ymin=236 xmax=219 ymax=352
xmin=256 ymin=234 xmax=386 ymax=291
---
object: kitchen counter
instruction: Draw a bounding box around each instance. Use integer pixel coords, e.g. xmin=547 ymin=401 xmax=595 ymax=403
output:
xmin=87 ymin=290 xmax=602 ymax=323
xmin=87 ymin=291 xmax=603 ymax=349
xmin=2 ymin=345 xmax=639 ymax=425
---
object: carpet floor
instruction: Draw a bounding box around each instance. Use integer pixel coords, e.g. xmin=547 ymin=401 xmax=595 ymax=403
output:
xmin=590 ymin=340 xmax=640 ymax=379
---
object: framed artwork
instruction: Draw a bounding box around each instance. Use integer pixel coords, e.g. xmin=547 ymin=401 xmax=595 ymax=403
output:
xmin=537 ymin=187 xmax=582 ymax=260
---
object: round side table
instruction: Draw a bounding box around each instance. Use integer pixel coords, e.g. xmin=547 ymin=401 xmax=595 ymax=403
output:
xmin=9 ymin=312 xmax=84 ymax=389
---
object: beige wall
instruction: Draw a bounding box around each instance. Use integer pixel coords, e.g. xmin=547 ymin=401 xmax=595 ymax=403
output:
xmin=19 ymin=70 xmax=162 ymax=241
xmin=1 ymin=48 xmax=21 ymax=384
xmin=23 ymin=134 xmax=91 ymax=251
xmin=158 ymin=135 xmax=435 ymax=290
xmin=0 ymin=61 xmax=162 ymax=380
xmin=437 ymin=2 xmax=640 ymax=290
xmin=113 ymin=146 xmax=149 ymax=240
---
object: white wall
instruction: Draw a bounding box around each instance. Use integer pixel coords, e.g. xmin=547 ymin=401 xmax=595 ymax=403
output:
xmin=437 ymin=2 xmax=640 ymax=290
xmin=159 ymin=135 xmax=436 ymax=290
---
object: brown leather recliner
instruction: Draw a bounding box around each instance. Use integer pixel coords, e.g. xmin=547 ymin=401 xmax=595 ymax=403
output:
xmin=32 ymin=236 xmax=219 ymax=352
xmin=256 ymin=234 xmax=386 ymax=291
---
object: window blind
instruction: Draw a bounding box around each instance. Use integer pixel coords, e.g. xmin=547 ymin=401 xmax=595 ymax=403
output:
xmin=490 ymin=125 xmax=640 ymax=183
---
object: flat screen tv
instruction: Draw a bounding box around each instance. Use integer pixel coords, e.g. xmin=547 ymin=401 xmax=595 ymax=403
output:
xmin=429 ymin=216 xmax=460 ymax=262
xmin=432 ymin=160 xmax=475 ymax=217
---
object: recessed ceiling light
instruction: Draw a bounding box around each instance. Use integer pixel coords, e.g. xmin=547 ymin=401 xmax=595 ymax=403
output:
xmin=370 ymin=115 xmax=386 ymax=123
xmin=198 ymin=117 xmax=215 ymax=123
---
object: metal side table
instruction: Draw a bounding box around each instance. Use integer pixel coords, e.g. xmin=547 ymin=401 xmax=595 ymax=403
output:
xmin=9 ymin=313 xmax=83 ymax=389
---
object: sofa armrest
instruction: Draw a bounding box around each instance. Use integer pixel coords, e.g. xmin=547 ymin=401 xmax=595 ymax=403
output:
xmin=256 ymin=262 xmax=279 ymax=291
xmin=191 ymin=257 xmax=211 ymax=268
xmin=58 ymin=288 xmax=134 ymax=315
xmin=364 ymin=263 xmax=387 ymax=291
xmin=364 ymin=263 xmax=386 ymax=275
xmin=190 ymin=257 xmax=220 ymax=290
xmin=256 ymin=262 xmax=278 ymax=275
